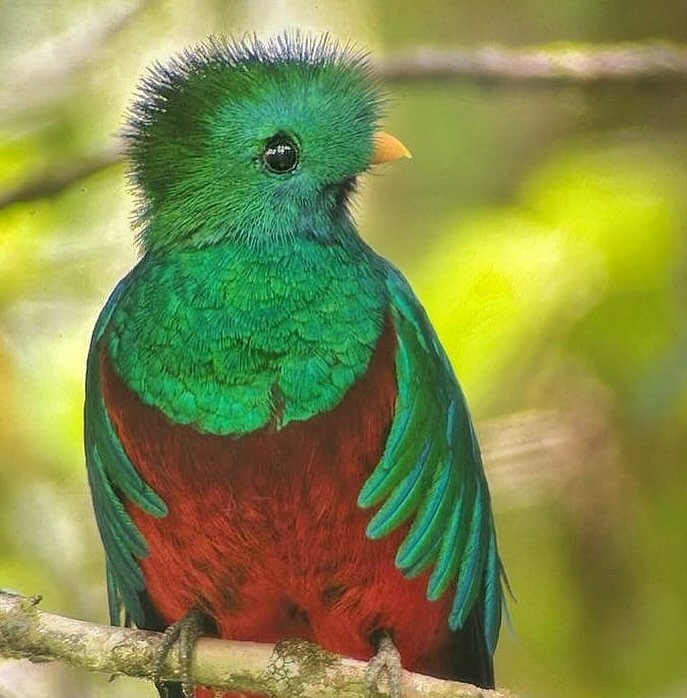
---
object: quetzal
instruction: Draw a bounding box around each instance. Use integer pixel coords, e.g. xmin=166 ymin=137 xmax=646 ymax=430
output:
xmin=85 ymin=34 xmax=505 ymax=697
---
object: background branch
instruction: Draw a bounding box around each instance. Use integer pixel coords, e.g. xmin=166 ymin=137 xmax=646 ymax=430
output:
xmin=0 ymin=592 xmax=514 ymax=698
xmin=0 ymin=0 xmax=157 ymax=123
xmin=0 ymin=147 xmax=122 ymax=210
xmin=378 ymin=42 xmax=687 ymax=84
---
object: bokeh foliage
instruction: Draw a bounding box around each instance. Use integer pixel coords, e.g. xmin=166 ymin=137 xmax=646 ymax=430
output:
xmin=0 ymin=1 xmax=685 ymax=697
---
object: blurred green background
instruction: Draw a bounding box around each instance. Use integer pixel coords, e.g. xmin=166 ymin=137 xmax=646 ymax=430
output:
xmin=0 ymin=1 xmax=685 ymax=697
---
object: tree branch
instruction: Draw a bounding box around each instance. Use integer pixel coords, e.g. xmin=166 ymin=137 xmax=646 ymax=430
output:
xmin=378 ymin=42 xmax=687 ymax=84
xmin=0 ymin=592 xmax=513 ymax=698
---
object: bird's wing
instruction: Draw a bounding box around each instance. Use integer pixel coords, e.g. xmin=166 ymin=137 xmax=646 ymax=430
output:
xmin=358 ymin=266 xmax=504 ymax=653
xmin=84 ymin=269 xmax=167 ymax=627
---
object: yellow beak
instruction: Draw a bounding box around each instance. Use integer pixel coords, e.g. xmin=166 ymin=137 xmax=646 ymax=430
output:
xmin=371 ymin=131 xmax=412 ymax=165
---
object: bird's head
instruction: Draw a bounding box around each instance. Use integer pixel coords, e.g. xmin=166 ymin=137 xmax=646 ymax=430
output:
xmin=125 ymin=34 xmax=410 ymax=252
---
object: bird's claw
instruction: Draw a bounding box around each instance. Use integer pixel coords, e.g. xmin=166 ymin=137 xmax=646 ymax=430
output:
xmin=154 ymin=608 xmax=206 ymax=697
xmin=366 ymin=632 xmax=403 ymax=698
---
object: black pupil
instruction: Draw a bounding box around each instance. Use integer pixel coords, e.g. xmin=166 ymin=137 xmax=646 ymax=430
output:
xmin=263 ymin=136 xmax=298 ymax=174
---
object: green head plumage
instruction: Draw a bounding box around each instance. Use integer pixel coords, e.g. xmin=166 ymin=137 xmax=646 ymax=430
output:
xmin=125 ymin=34 xmax=385 ymax=251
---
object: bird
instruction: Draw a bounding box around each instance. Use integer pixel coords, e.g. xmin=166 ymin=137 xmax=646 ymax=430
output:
xmin=84 ymin=33 xmax=505 ymax=698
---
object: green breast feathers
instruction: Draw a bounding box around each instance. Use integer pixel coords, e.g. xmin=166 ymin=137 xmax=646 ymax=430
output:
xmin=104 ymin=236 xmax=388 ymax=435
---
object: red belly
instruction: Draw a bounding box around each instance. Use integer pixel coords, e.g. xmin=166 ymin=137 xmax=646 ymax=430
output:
xmin=101 ymin=318 xmax=455 ymax=695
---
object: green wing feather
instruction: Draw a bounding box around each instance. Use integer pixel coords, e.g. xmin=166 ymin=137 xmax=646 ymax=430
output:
xmin=84 ymin=267 xmax=167 ymax=626
xmin=358 ymin=266 xmax=504 ymax=653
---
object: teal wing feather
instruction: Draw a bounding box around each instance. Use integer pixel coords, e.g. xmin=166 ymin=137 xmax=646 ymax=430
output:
xmin=358 ymin=266 xmax=504 ymax=653
xmin=84 ymin=267 xmax=167 ymax=627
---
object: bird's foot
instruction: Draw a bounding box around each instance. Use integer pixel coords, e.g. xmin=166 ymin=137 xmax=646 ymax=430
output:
xmin=366 ymin=630 xmax=403 ymax=698
xmin=154 ymin=608 xmax=207 ymax=698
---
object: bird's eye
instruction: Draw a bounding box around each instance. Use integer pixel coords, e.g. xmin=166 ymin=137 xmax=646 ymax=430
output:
xmin=262 ymin=135 xmax=298 ymax=174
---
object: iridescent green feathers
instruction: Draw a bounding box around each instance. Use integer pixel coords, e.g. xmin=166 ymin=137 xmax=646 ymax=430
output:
xmin=360 ymin=267 xmax=504 ymax=653
xmin=104 ymin=237 xmax=388 ymax=436
xmin=84 ymin=269 xmax=167 ymax=625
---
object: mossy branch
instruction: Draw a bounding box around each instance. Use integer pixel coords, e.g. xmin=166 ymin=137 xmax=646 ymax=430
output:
xmin=0 ymin=591 xmax=513 ymax=698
